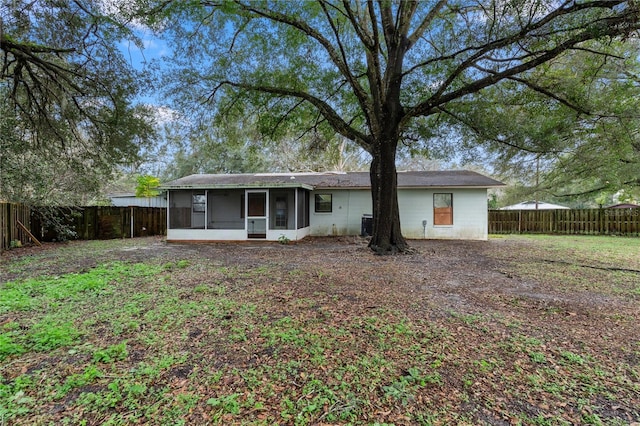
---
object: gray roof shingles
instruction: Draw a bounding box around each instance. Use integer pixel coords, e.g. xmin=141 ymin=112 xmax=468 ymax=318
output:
xmin=161 ymin=171 xmax=504 ymax=189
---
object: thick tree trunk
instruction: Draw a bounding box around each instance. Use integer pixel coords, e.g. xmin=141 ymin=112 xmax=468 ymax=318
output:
xmin=368 ymin=139 xmax=410 ymax=254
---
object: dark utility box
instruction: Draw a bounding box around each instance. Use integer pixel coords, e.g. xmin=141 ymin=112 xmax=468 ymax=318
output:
xmin=361 ymin=214 xmax=373 ymax=237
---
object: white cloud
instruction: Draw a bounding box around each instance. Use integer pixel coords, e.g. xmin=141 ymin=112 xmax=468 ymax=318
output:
xmin=98 ymin=0 xmax=150 ymax=32
xmin=148 ymin=105 xmax=183 ymax=126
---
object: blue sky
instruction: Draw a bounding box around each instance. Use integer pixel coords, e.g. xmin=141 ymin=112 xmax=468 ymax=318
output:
xmin=119 ymin=36 xmax=168 ymax=69
xmin=118 ymin=29 xmax=172 ymax=105
xmin=117 ymin=29 xmax=194 ymax=146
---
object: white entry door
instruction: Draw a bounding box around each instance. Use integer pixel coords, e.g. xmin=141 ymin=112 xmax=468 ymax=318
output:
xmin=246 ymin=191 xmax=267 ymax=239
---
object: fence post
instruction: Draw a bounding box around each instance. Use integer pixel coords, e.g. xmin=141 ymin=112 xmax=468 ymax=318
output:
xmin=518 ymin=210 xmax=521 ymax=234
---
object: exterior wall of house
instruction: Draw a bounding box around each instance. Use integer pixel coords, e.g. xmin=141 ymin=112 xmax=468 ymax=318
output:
xmin=167 ymin=229 xmax=247 ymax=241
xmin=166 ymin=187 xmax=489 ymax=241
xmin=309 ymin=188 xmax=488 ymax=240
xmin=399 ymin=188 xmax=488 ymax=240
xmin=309 ymin=189 xmax=371 ymax=236
xmin=166 ymin=227 xmax=310 ymax=242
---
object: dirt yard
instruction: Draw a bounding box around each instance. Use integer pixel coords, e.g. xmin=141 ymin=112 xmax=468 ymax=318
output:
xmin=1 ymin=235 xmax=639 ymax=425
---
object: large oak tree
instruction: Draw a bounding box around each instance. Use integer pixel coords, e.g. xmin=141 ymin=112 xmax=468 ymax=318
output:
xmin=142 ymin=0 xmax=640 ymax=253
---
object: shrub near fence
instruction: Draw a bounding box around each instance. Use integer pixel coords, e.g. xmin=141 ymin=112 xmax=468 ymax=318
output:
xmin=489 ymin=208 xmax=640 ymax=236
xmin=32 ymin=206 xmax=167 ymax=241
xmin=2 ymin=204 xmax=166 ymax=250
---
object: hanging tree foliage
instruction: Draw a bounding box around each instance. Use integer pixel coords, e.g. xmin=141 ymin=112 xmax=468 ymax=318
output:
xmin=0 ymin=0 xmax=155 ymax=205
xmin=451 ymin=40 xmax=640 ymax=205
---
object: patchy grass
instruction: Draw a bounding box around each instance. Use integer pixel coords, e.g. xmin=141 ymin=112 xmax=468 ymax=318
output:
xmin=1 ymin=236 xmax=639 ymax=424
xmin=490 ymin=234 xmax=640 ymax=296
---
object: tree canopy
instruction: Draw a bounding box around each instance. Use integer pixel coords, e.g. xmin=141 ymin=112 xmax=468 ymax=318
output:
xmin=453 ymin=40 xmax=640 ymax=206
xmin=137 ymin=0 xmax=640 ymax=252
xmin=0 ymin=0 xmax=155 ymax=205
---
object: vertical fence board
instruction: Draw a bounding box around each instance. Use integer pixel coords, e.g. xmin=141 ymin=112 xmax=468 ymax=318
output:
xmin=2 ymin=205 xmax=167 ymax=249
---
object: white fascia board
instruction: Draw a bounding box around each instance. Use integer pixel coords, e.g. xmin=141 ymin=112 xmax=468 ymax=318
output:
xmin=312 ymin=185 xmax=504 ymax=190
xmin=160 ymin=183 xmax=314 ymax=191
xmin=312 ymin=186 xmax=369 ymax=190
xmin=409 ymin=185 xmax=505 ymax=189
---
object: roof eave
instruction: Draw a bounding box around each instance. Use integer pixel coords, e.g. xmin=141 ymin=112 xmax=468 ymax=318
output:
xmin=160 ymin=183 xmax=315 ymax=191
xmin=405 ymin=184 xmax=505 ymax=189
xmin=312 ymin=185 xmax=504 ymax=190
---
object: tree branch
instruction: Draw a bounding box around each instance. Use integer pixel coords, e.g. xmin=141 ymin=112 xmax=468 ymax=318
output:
xmin=218 ymin=79 xmax=372 ymax=150
xmin=341 ymin=0 xmax=374 ymax=48
xmin=492 ymin=71 xmax=592 ymax=115
xmin=407 ymin=0 xmax=448 ymax=47
xmin=438 ymin=106 xmax=564 ymax=155
xmin=404 ymin=6 xmax=640 ymax=121
xmin=231 ymin=0 xmax=374 ymax=129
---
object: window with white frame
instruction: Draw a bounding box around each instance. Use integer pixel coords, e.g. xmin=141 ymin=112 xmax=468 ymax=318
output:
xmin=433 ymin=193 xmax=453 ymax=225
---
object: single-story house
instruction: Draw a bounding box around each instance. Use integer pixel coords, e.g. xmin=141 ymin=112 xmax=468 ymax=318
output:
xmin=499 ymin=201 xmax=570 ymax=210
xmin=108 ymin=192 xmax=167 ymax=208
xmin=160 ymin=170 xmax=504 ymax=242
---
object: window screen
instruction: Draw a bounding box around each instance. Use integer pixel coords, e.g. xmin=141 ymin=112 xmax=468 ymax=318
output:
xmin=192 ymin=194 xmax=206 ymax=213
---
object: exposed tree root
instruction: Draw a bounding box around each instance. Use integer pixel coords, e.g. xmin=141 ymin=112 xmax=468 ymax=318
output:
xmin=369 ymin=242 xmax=418 ymax=255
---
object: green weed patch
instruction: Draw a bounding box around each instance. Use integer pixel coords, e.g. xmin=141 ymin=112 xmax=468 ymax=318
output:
xmin=1 ymin=262 xmax=162 ymax=314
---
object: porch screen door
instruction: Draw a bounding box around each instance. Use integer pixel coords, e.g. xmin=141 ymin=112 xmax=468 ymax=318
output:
xmin=247 ymin=191 xmax=267 ymax=239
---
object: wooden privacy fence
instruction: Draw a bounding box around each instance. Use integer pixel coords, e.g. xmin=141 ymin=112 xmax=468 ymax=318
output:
xmin=489 ymin=209 xmax=640 ymax=236
xmin=1 ymin=203 xmax=32 ymax=250
xmin=1 ymin=204 xmax=167 ymax=250
xmin=31 ymin=206 xmax=167 ymax=241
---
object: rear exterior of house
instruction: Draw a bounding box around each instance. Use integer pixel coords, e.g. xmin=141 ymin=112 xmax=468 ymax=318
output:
xmin=160 ymin=171 xmax=504 ymax=242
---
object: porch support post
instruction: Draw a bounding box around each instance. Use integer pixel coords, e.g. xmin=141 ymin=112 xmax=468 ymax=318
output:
xmin=266 ymin=189 xmax=270 ymax=232
xmin=294 ymin=188 xmax=298 ymax=231
xmin=166 ymin=191 xmax=170 ymax=231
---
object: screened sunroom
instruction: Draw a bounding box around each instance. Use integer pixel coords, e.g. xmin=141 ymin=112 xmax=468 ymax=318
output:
xmin=166 ymin=185 xmax=311 ymax=242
